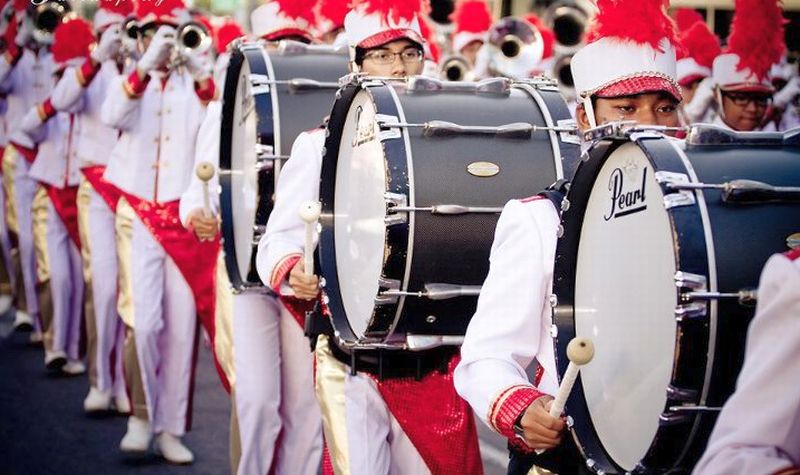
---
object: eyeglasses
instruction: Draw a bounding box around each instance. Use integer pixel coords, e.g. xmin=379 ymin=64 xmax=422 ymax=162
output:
xmin=363 ymin=48 xmax=424 ymax=65
xmin=722 ymin=92 xmax=772 ymax=108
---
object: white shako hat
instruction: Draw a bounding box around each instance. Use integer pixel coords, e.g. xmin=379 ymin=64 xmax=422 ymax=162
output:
xmin=450 ymin=0 xmax=491 ymax=54
xmin=250 ymin=0 xmax=316 ymax=42
xmin=94 ymin=0 xmax=134 ymax=32
xmin=344 ymin=0 xmax=426 ymax=60
xmin=570 ymin=0 xmax=681 ymax=127
xmin=712 ymin=0 xmax=785 ymax=93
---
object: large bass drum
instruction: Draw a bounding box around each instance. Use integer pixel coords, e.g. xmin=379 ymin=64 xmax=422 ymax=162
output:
xmin=219 ymin=40 xmax=348 ymax=291
xmin=552 ymin=124 xmax=800 ymax=473
xmin=319 ymin=76 xmax=579 ymax=349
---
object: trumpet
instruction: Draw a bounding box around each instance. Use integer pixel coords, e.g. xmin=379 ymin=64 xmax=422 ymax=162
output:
xmin=552 ymin=53 xmax=576 ymax=100
xmin=29 ymin=0 xmax=71 ymax=45
xmin=119 ymin=15 xmax=139 ymax=59
xmin=439 ymin=55 xmax=474 ymax=82
xmin=545 ymin=0 xmax=596 ymax=52
xmin=485 ymin=17 xmax=544 ymax=79
xmin=170 ymin=21 xmax=212 ymax=70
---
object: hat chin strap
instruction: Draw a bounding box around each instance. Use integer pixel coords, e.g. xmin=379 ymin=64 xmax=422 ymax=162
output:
xmin=582 ymin=96 xmax=598 ymax=129
xmin=714 ymin=87 xmax=726 ymax=121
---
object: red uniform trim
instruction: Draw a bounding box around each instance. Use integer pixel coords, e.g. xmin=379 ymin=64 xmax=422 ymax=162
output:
xmin=76 ymin=59 xmax=101 ymax=87
xmin=519 ymin=195 xmax=545 ymax=203
xmin=773 ymin=467 xmax=800 ymax=475
xmin=488 ymin=384 xmax=545 ymax=438
xmin=3 ymin=45 xmax=21 ymax=66
xmin=44 ymin=185 xmax=81 ymax=250
xmin=359 ymin=29 xmax=424 ymax=49
xmin=270 ymin=253 xmax=302 ymax=292
xmin=11 ymin=142 xmax=37 ymax=163
xmin=784 ymin=248 xmax=800 ymax=261
xmin=123 ymin=70 xmax=150 ymax=99
xmin=194 ymin=78 xmax=217 ymax=104
xmin=37 ymin=99 xmax=56 ymax=122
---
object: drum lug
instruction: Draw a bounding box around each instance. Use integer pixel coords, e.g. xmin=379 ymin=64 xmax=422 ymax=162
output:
xmin=666 ymin=385 xmax=698 ymax=402
xmin=658 ymin=411 xmax=692 ymax=427
xmin=375 ymin=277 xmax=401 ymax=305
xmin=674 ymin=303 xmax=707 ymax=322
xmin=249 ymin=73 xmax=271 ymax=95
xmin=662 ymin=191 xmax=696 ymax=209
xmin=654 ymin=170 xmax=690 ymax=186
xmin=674 ymin=271 xmax=707 ymax=290
xmin=384 ymin=192 xmax=408 ymax=226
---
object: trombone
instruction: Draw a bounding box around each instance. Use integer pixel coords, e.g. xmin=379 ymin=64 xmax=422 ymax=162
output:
xmin=439 ymin=55 xmax=475 ymax=82
xmin=29 ymin=0 xmax=71 ymax=45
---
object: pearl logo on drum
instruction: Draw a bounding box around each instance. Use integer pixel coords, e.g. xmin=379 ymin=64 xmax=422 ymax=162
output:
xmin=352 ymin=106 xmax=376 ymax=147
xmin=466 ymin=161 xmax=500 ymax=177
xmin=604 ymin=167 xmax=648 ymax=221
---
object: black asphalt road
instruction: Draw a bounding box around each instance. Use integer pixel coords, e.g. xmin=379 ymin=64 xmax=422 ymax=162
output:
xmin=0 ymin=307 xmax=508 ymax=475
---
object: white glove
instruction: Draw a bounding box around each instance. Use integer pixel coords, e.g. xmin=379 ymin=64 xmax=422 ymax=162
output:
xmin=181 ymin=50 xmax=212 ymax=81
xmin=683 ymin=77 xmax=715 ymax=124
xmin=137 ymin=25 xmax=176 ymax=74
xmin=20 ymin=107 xmax=43 ymax=134
xmin=14 ymin=17 xmax=32 ymax=48
xmin=773 ymin=76 xmax=800 ymax=110
xmin=91 ymin=24 xmax=122 ymax=63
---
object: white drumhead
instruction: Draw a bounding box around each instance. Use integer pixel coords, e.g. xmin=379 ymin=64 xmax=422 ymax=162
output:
xmin=230 ymin=51 xmax=261 ymax=278
xmin=334 ymin=90 xmax=388 ymax=337
xmin=574 ymin=142 xmax=677 ymax=470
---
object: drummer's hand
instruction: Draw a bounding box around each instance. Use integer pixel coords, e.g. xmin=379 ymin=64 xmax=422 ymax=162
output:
xmin=289 ymin=260 xmax=319 ymax=300
xmin=518 ymin=395 xmax=565 ymax=450
xmin=188 ymin=209 xmax=219 ymax=241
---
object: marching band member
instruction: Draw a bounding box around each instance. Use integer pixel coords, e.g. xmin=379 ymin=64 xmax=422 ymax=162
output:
xmin=316 ymin=0 xmax=348 ymax=46
xmin=12 ymin=17 xmax=95 ymax=375
xmin=711 ymin=0 xmax=785 ymax=132
xmin=258 ymin=1 xmax=483 ymax=473
xmin=101 ymin=0 xmax=217 ymax=463
xmin=675 ymin=17 xmax=720 ymax=125
xmin=450 ymin=0 xmax=492 ymax=68
xmin=250 ymin=0 xmax=315 ymax=44
xmin=0 ymin=0 xmax=17 ymax=318
xmin=49 ymin=0 xmax=133 ymax=412
xmin=524 ymin=13 xmax=556 ymax=78
xmin=454 ymin=0 xmax=682 ymax=473
xmin=0 ymin=0 xmax=61 ymax=337
xmin=212 ymin=18 xmax=243 ymax=85
xmin=693 ymin=249 xmax=800 ymax=474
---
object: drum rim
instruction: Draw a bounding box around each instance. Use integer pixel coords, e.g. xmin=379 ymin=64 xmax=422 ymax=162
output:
xmin=552 ymin=135 xmax=716 ymax=472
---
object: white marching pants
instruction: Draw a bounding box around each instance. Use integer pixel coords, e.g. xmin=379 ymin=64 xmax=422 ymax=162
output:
xmin=14 ymin=156 xmax=39 ymax=320
xmin=45 ymin=199 xmax=83 ymax=359
xmin=233 ymin=295 xmax=322 ymax=475
xmin=131 ymin=213 xmax=196 ymax=436
xmin=85 ymin=186 xmax=125 ymax=395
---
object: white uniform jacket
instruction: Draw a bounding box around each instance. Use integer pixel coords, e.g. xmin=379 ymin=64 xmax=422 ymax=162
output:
xmin=101 ymin=70 xmax=208 ymax=203
xmin=25 ymin=112 xmax=81 ymax=188
xmin=454 ymin=196 xmax=561 ymax=440
xmin=693 ymin=251 xmax=800 ymax=475
xmin=1 ymin=49 xmax=54 ymax=137
xmin=179 ymin=100 xmax=221 ymax=226
xmin=256 ymin=129 xmax=325 ymax=293
xmin=50 ymin=60 xmax=123 ymax=168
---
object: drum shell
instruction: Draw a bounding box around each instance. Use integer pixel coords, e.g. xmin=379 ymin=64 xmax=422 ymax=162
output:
xmin=320 ymin=79 xmax=578 ymax=344
xmin=552 ymin=132 xmax=800 ymax=473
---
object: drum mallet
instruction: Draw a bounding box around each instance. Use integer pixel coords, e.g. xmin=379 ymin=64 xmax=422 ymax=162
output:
xmin=534 ymin=336 xmax=595 ymax=455
xmin=299 ymin=201 xmax=321 ymax=276
xmin=195 ymin=161 xmax=216 ymax=218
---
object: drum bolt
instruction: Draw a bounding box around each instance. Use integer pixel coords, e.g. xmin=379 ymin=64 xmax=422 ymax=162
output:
xmin=426 ymin=315 xmax=436 ymax=324
xmin=325 ymin=128 xmax=330 ymax=138
xmin=566 ymin=415 xmax=574 ymax=428
xmin=560 ymin=198 xmax=570 ymax=212
xmin=549 ymin=294 xmax=558 ymax=307
xmin=586 ymin=459 xmax=596 ymax=470
xmin=557 ymin=224 xmax=564 ymax=238
xmin=321 ymin=146 xmax=327 ymax=156
xmin=335 ymin=90 xmax=341 ymax=99
xmin=319 ymin=277 xmax=327 ymax=288
xmin=550 ymin=324 xmax=558 ymax=338
xmin=316 ymin=223 xmax=322 ymax=233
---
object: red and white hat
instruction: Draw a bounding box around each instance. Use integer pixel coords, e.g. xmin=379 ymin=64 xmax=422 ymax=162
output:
xmin=676 ymin=20 xmax=720 ymax=87
xmin=571 ymin=0 xmax=681 ymax=120
xmin=524 ymin=13 xmax=555 ymax=61
xmin=712 ymin=0 xmax=785 ymax=93
xmin=52 ymin=16 xmax=94 ymax=69
xmin=316 ymin=0 xmax=348 ymax=37
xmin=450 ymin=0 xmax=491 ymax=54
xmin=94 ymin=0 xmax=134 ymax=31
xmin=136 ymin=0 xmax=189 ymax=27
xmin=215 ymin=18 xmax=244 ymax=53
xmin=344 ymin=0 xmax=426 ymax=51
xmin=250 ymin=0 xmax=315 ymax=42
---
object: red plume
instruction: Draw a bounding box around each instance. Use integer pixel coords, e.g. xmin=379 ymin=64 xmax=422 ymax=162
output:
xmin=136 ymin=0 xmax=186 ymax=20
xmin=98 ymin=0 xmax=134 ymax=15
xmin=13 ymin=0 xmax=27 ymax=12
xmin=52 ymin=17 xmax=94 ymax=63
xmin=274 ymin=0 xmax=317 ymax=25
xmin=679 ymin=21 xmax=720 ymax=68
xmin=450 ymin=0 xmax=491 ymax=34
xmin=317 ymin=0 xmax=349 ymax=30
xmin=215 ymin=19 xmax=244 ymax=53
xmin=726 ymin=0 xmax=786 ymax=81
xmin=418 ymin=16 xmax=439 ymax=62
xmin=674 ymin=8 xmax=703 ymax=31
xmin=525 ymin=13 xmax=555 ymax=60
xmin=586 ymin=0 xmax=678 ymax=52
xmin=352 ymin=0 xmax=429 ymax=25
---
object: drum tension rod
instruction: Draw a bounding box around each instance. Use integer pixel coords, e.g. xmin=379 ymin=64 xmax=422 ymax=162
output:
xmin=665 ymin=179 xmax=800 ymax=204
xmin=380 ymin=284 xmax=482 ymax=301
xmin=682 ymin=289 xmax=758 ymax=305
xmin=388 ymin=204 xmax=503 ymax=215
xmin=378 ymin=120 xmax=574 ymax=139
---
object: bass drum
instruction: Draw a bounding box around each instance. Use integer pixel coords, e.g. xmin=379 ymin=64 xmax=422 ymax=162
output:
xmin=319 ymin=76 xmax=579 ymax=349
xmin=553 ymin=125 xmax=800 ymax=473
xmin=219 ymin=40 xmax=348 ymax=291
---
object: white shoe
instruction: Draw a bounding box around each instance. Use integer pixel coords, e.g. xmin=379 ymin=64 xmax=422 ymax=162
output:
xmin=114 ymin=393 xmax=131 ymax=414
xmin=13 ymin=310 xmax=33 ymax=331
xmin=29 ymin=331 xmax=43 ymax=344
xmin=120 ymin=416 xmax=152 ymax=453
xmin=44 ymin=350 xmax=67 ymax=370
xmin=0 ymin=295 xmax=13 ymax=315
xmin=62 ymin=360 xmax=86 ymax=375
xmin=83 ymin=387 xmax=112 ymax=412
xmin=155 ymin=432 xmax=194 ymax=465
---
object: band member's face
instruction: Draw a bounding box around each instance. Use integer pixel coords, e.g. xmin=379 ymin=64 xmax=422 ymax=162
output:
xmin=576 ymin=92 xmax=680 ymax=131
xmin=719 ymin=90 xmax=771 ymax=131
xmin=681 ymin=78 xmax=703 ymax=104
xmin=460 ymin=40 xmax=482 ymax=66
xmin=361 ymin=39 xmax=425 ymax=77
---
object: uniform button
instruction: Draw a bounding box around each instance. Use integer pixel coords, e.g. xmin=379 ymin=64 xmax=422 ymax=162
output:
xmin=154 ymin=137 xmax=159 ymax=143
xmin=156 ymin=111 xmax=162 ymax=116
xmin=165 ymin=109 xmax=171 ymax=114
xmin=164 ymin=136 xmax=169 ymax=142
